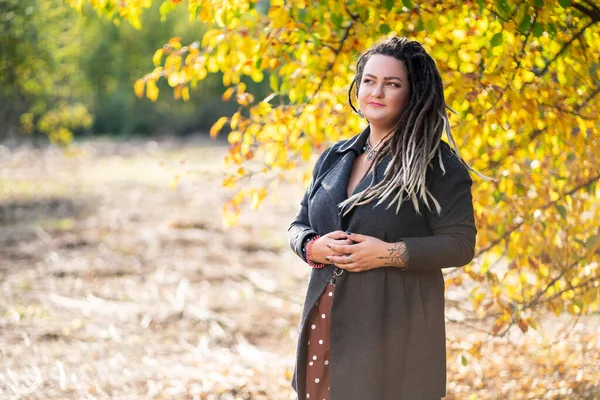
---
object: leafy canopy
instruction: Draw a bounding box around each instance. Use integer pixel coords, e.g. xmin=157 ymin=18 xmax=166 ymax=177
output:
xmin=70 ymin=0 xmax=600 ymax=339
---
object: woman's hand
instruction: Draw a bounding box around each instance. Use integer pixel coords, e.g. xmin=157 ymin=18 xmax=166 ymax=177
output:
xmin=326 ymin=233 xmax=409 ymax=272
xmin=308 ymin=231 xmax=353 ymax=264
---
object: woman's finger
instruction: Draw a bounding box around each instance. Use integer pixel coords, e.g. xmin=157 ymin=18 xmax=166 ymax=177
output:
xmin=327 ymin=254 xmax=354 ymax=265
xmin=326 ymin=230 xmax=348 ymax=240
xmin=327 ymin=243 xmax=355 ymax=255
xmin=345 ymin=232 xmax=369 ymax=243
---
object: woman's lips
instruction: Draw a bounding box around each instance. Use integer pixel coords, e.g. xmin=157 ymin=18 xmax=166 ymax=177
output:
xmin=368 ymin=102 xmax=384 ymax=107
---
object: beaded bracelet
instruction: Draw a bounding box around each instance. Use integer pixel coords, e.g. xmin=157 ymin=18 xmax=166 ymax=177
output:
xmin=305 ymin=235 xmax=326 ymax=269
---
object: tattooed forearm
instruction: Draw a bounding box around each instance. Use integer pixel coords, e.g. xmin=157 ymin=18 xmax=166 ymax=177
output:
xmin=377 ymin=241 xmax=409 ymax=269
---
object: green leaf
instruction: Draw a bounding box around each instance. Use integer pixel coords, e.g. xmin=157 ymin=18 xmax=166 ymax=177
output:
xmin=331 ymin=13 xmax=343 ymax=28
xmin=402 ymin=0 xmax=413 ymax=9
xmin=555 ymin=204 xmax=567 ymax=220
xmin=491 ymin=32 xmax=503 ymax=47
xmin=380 ymin=23 xmax=391 ymax=34
xmin=586 ymin=235 xmax=599 ymax=251
xmin=497 ymin=222 xmax=505 ymax=236
xmin=534 ymin=0 xmax=544 ymax=7
xmin=532 ymin=22 xmax=544 ymax=37
xmin=385 ymin=0 xmax=394 ymax=11
xmin=425 ymin=18 xmax=436 ymax=34
xmin=559 ymin=0 xmax=571 ymax=7
xmin=495 ymin=0 xmax=511 ymax=17
xmin=416 ymin=18 xmax=424 ymax=32
xmin=518 ymin=13 xmax=532 ymax=32
xmin=256 ymin=0 xmax=270 ymax=15
xmin=591 ymin=62 xmax=599 ymax=77
xmin=298 ymin=8 xmax=308 ymax=23
xmin=493 ymin=189 xmax=504 ymax=203
xmin=547 ymin=22 xmax=557 ymax=38
xmin=461 ymin=354 xmax=468 ymax=366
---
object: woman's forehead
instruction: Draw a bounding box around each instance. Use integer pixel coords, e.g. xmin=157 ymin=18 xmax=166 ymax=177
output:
xmin=363 ymin=54 xmax=407 ymax=79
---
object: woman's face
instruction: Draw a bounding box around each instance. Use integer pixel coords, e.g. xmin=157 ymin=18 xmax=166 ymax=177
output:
xmin=357 ymin=54 xmax=411 ymax=129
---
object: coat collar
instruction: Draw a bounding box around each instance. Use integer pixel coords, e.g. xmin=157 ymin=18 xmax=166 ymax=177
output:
xmin=336 ymin=125 xmax=370 ymax=154
xmin=321 ymin=126 xmax=392 ymax=222
xmin=319 ymin=125 xmax=393 ymax=223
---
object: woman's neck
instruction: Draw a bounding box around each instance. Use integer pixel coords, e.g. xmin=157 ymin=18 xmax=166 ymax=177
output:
xmin=368 ymin=124 xmax=394 ymax=146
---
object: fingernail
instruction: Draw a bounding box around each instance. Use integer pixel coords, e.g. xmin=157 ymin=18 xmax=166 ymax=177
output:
xmin=325 ymin=257 xmax=330 ymax=261
xmin=345 ymin=231 xmax=352 ymax=235
xmin=327 ymin=244 xmax=331 ymax=248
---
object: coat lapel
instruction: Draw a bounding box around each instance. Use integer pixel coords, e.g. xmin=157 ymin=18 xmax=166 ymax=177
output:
xmin=321 ymin=151 xmax=355 ymax=212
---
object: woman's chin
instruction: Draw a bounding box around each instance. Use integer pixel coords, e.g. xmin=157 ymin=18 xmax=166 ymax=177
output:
xmin=365 ymin=115 xmax=397 ymax=128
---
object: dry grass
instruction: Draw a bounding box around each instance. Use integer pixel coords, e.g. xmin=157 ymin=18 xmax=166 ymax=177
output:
xmin=0 ymin=136 xmax=598 ymax=399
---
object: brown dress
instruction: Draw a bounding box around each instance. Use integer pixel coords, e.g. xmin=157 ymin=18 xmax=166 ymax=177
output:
xmin=304 ymin=282 xmax=335 ymax=399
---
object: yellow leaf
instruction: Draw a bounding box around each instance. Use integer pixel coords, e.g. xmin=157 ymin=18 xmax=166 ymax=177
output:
xmin=153 ymin=49 xmax=164 ymax=67
xmin=168 ymin=36 xmax=182 ymax=49
xmin=169 ymin=174 xmax=180 ymax=191
xmin=210 ymin=116 xmax=228 ymax=138
xmin=250 ymin=190 xmax=262 ymax=209
xmin=146 ymin=80 xmax=159 ymax=101
xmin=222 ymin=175 xmax=237 ymax=189
xmin=230 ymin=112 xmax=241 ymax=129
xmin=222 ymin=87 xmax=235 ymax=102
xmin=134 ymin=80 xmax=145 ymax=98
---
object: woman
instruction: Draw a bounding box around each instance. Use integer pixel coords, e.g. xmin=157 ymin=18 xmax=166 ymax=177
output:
xmin=288 ymin=37 xmax=477 ymax=399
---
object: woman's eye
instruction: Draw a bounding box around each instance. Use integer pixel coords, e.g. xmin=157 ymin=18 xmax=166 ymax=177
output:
xmin=388 ymin=82 xmax=400 ymax=87
xmin=363 ymin=79 xmax=373 ymax=83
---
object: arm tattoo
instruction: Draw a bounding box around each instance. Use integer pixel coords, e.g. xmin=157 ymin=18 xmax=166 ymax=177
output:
xmin=378 ymin=242 xmax=409 ymax=269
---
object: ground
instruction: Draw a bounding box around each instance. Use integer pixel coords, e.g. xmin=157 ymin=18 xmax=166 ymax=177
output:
xmin=0 ymin=136 xmax=598 ymax=399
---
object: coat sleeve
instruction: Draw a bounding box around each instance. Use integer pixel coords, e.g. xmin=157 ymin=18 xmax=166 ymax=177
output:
xmin=287 ymin=148 xmax=333 ymax=263
xmin=401 ymin=147 xmax=477 ymax=270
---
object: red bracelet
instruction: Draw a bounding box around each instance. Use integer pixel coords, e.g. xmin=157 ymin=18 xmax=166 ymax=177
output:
xmin=306 ymin=235 xmax=325 ymax=269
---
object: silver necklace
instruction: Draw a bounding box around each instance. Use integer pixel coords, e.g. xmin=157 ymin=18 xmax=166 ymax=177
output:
xmin=364 ymin=136 xmax=386 ymax=161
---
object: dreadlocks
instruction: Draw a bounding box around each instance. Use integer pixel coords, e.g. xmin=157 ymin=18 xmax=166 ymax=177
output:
xmin=340 ymin=36 xmax=476 ymax=216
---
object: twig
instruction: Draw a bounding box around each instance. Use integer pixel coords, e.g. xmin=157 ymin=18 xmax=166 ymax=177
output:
xmin=538 ymin=19 xmax=597 ymax=77
xmin=475 ymin=173 xmax=600 ymax=258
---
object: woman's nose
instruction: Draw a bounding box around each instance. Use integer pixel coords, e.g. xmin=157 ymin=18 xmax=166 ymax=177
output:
xmin=372 ymin=85 xmax=384 ymax=98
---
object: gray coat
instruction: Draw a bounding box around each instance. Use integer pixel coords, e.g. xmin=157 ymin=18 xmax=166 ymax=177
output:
xmin=288 ymin=127 xmax=477 ymax=400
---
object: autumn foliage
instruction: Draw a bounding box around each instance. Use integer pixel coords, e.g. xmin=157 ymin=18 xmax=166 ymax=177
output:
xmin=69 ymin=0 xmax=600 ymax=340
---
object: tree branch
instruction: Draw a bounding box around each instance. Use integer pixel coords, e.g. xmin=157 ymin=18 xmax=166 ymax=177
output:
xmin=310 ymin=18 xmax=356 ymax=99
xmin=475 ymin=173 xmax=600 ymax=258
xmin=538 ymin=19 xmax=597 ymax=77
xmin=538 ymin=102 xmax=596 ymax=120
xmin=573 ymin=1 xmax=600 ymax=21
xmin=530 ymin=82 xmax=600 ymax=140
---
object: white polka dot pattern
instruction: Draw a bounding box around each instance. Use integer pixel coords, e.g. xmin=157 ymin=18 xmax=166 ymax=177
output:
xmin=304 ymin=282 xmax=334 ymax=400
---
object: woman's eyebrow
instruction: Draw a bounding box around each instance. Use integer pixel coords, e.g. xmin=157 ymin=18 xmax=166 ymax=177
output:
xmin=364 ymin=73 xmax=403 ymax=82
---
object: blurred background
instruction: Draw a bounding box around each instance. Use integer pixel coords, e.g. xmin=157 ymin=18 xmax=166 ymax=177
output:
xmin=0 ymin=0 xmax=273 ymax=144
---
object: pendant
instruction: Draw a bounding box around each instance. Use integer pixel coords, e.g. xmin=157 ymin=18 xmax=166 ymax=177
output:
xmin=367 ymin=150 xmax=374 ymax=161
